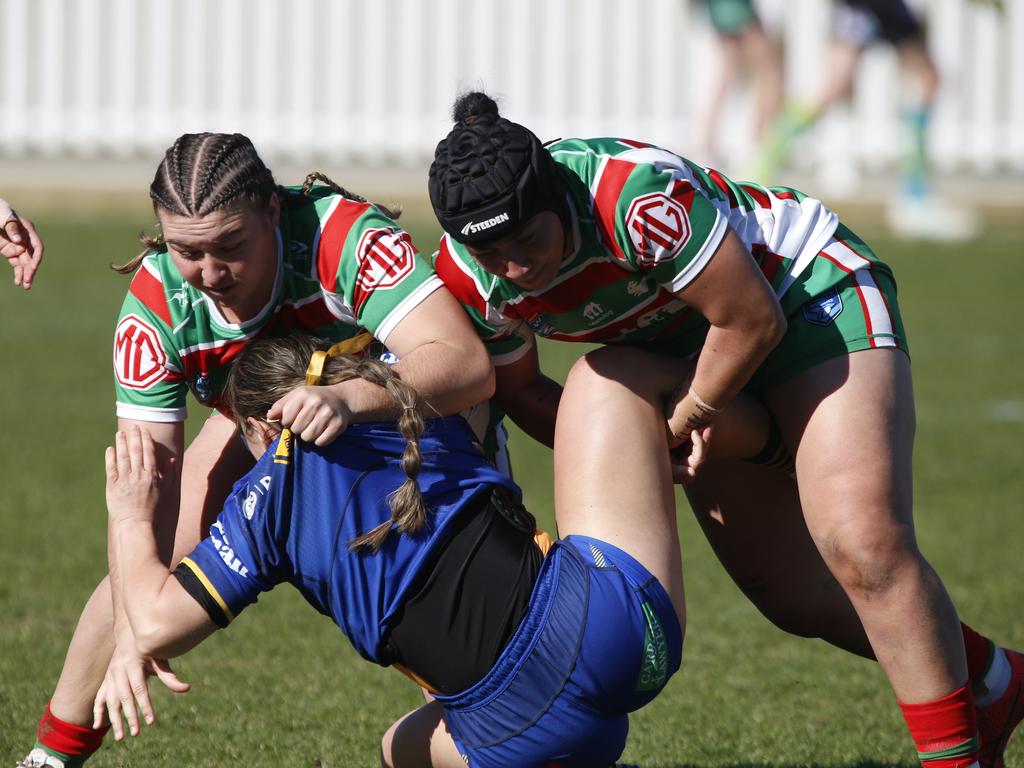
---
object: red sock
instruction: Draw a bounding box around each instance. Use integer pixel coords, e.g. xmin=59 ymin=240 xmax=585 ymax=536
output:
xmin=37 ymin=702 xmax=108 ymax=757
xmin=961 ymin=623 xmax=994 ymax=687
xmin=900 ymin=684 xmax=979 ymax=768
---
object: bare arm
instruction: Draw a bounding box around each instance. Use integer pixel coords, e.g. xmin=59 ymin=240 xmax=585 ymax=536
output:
xmin=106 ymin=427 xmax=217 ymax=659
xmin=493 ymin=344 xmax=563 ymax=449
xmin=665 ymin=228 xmax=786 ymax=441
xmin=268 ymin=286 xmax=495 ymax=445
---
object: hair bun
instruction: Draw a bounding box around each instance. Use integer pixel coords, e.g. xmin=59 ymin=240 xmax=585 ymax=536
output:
xmin=452 ymin=91 xmax=500 ymax=124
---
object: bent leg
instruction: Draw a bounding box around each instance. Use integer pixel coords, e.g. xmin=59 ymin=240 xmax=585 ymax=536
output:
xmin=684 ymin=459 xmax=872 ymax=658
xmin=554 ymin=346 xmax=686 ymax=629
xmin=766 ymin=348 xmax=965 ymax=702
xmin=380 ymin=701 xmax=464 ymax=768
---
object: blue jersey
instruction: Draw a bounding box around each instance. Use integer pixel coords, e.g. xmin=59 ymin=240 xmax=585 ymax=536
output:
xmin=179 ymin=416 xmax=519 ymax=665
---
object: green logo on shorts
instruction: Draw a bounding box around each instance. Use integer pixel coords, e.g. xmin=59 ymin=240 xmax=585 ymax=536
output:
xmin=635 ymin=601 xmax=669 ymax=692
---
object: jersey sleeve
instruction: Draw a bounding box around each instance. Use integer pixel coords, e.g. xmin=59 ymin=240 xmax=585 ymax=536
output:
xmin=315 ymin=199 xmax=443 ymax=345
xmin=174 ymin=453 xmax=287 ymax=624
xmin=593 ymin=153 xmax=729 ymax=294
xmin=113 ymin=259 xmax=189 ymax=422
xmin=432 ymin=236 xmax=535 ymax=367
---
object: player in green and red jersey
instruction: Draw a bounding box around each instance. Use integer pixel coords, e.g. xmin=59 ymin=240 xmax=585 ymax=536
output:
xmin=18 ymin=134 xmax=494 ymax=768
xmin=427 ymin=92 xmax=1023 ymax=768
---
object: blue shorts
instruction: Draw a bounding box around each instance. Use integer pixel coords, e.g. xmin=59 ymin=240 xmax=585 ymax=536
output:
xmin=438 ymin=535 xmax=683 ymax=768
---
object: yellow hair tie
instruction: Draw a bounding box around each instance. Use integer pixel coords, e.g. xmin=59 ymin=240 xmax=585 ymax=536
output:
xmin=305 ymin=332 xmax=375 ymax=386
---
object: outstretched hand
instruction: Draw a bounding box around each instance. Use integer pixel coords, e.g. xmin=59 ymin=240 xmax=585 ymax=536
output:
xmin=93 ymin=642 xmax=190 ymax=739
xmin=1 ymin=198 xmax=44 ymax=290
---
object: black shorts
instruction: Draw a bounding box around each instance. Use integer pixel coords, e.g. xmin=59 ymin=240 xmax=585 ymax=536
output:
xmin=837 ymin=0 xmax=922 ymax=47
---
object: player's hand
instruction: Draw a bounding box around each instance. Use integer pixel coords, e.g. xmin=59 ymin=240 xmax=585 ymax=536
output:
xmin=105 ymin=427 xmax=172 ymax=524
xmin=92 ymin=638 xmax=190 ymax=739
xmin=0 ymin=198 xmax=44 ymax=290
xmin=664 ymin=379 xmax=713 ymax=449
xmin=669 ymin=426 xmax=712 ymax=485
xmin=267 ymin=385 xmax=354 ymax=446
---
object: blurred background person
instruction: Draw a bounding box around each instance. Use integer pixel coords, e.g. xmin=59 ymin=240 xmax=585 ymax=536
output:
xmin=695 ymin=0 xmax=785 ymax=171
xmin=754 ymin=0 xmax=980 ymax=241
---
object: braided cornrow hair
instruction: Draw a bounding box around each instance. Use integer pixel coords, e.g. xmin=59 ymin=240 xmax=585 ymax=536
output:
xmin=224 ymin=334 xmax=428 ymax=553
xmin=296 ymin=171 xmax=402 ymax=221
xmin=114 ymin=132 xmax=279 ymax=274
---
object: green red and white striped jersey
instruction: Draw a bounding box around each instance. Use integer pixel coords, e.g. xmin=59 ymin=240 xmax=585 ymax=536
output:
xmin=114 ymin=188 xmax=441 ymax=422
xmin=434 ymin=137 xmax=842 ymax=365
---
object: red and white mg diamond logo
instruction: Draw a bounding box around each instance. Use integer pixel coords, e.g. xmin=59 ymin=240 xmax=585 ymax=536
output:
xmin=355 ymin=228 xmax=416 ymax=291
xmin=114 ymin=314 xmax=168 ymax=389
xmin=625 ymin=193 xmax=691 ymax=267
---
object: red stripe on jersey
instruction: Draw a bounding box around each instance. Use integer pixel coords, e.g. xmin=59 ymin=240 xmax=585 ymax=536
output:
xmin=740 ymin=184 xmax=771 ymax=209
xmin=543 ymin=291 xmax=681 ymax=343
xmin=434 ymin=239 xmax=488 ymax=316
xmin=773 ymin=189 xmax=798 ymax=201
xmin=617 ymin=139 xmax=652 ymax=149
xmin=854 ymin=282 xmax=876 ymax=346
xmin=317 ymin=200 xmax=372 ymax=293
xmin=129 ymin=267 xmax=172 ymax=326
xmin=821 ymin=251 xmax=854 ymax=274
xmin=707 ymin=169 xmax=739 ymax=209
xmin=751 ymin=244 xmax=785 ymax=285
xmin=502 ymin=261 xmax=633 ymax=319
xmin=179 ymin=340 xmax=250 ymax=377
xmin=269 ymin=297 xmax=338 ymax=333
xmin=593 ymin=158 xmax=635 ymax=262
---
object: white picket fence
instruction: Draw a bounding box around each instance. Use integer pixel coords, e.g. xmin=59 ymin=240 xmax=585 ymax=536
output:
xmin=1 ymin=0 xmax=1022 ymax=182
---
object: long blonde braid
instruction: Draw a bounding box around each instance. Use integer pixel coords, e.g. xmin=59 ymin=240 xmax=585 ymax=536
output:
xmin=224 ymin=333 xmax=428 ymax=552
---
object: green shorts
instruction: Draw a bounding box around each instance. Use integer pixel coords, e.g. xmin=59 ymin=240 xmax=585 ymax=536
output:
xmin=705 ymin=0 xmax=760 ymax=35
xmin=745 ymin=228 xmax=909 ymax=397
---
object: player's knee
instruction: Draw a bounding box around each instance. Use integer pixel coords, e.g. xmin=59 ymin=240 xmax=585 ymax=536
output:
xmin=819 ymin=523 xmax=920 ymax=600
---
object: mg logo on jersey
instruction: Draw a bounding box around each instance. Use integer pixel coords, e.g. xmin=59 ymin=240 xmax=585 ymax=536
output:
xmin=583 ymin=302 xmax=604 ymax=322
xmin=625 ymin=192 xmax=691 ymax=267
xmin=114 ymin=314 xmax=168 ymax=389
xmin=355 ymin=228 xmax=416 ymax=292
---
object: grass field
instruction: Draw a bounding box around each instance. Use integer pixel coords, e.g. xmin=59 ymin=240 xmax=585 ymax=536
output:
xmin=1 ymin=193 xmax=1022 ymax=767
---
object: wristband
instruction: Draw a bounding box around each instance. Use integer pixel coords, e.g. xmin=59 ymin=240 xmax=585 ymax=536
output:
xmin=688 ymin=385 xmax=721 ymax=417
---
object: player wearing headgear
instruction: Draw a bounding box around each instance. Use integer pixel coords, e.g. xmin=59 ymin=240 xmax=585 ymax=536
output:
xmin=427 ymin=91 xmax=1024 ymax=768
xmin=97 ymin=333 xmax=703 ymax=767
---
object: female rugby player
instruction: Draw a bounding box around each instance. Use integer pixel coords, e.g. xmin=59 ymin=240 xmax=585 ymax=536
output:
xmin=426 ymin=91 xmax=1023 ymax=768
xmin=97 ymin=334 xmax=700 ymax=767
xmin=17 ymin=133 xmax=494 ymax=768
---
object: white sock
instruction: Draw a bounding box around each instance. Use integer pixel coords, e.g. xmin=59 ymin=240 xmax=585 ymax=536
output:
xmin=976 ymin=647 xmax=1012 ymax=708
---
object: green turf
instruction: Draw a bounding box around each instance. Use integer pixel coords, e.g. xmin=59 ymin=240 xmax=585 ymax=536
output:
xmin=1 ymin=195 xmax=1022 ymax=767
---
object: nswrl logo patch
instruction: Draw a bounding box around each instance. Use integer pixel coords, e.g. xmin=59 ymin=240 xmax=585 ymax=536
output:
xmin=802 ymin=288 xmax=844 ymax=327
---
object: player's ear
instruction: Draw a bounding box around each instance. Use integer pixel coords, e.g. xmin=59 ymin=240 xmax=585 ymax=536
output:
xmin=244 ymin=417 xmax=276 ymax=457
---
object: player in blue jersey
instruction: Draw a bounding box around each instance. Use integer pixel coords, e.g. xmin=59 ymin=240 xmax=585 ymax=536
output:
xmin=96 ymin=333 xmax=722 ymax=767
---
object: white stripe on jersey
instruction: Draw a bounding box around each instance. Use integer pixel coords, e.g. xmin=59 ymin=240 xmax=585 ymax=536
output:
xmin=821 ymin=240 xmax=871 ymax=273
xmin=374 ymin=275 xmax=444 ymax=346
xmin=853 ymin=269 xmax=896 ymax=344
xmin=665 ymin=210 xmax=728 ymax=294
xmin=116 ymin=401 xmax=188 ymax=423
xmin=311 ymin=195 xmax=345 ymax=282
xmin=142 ymin=258 xmax=164 ymax=282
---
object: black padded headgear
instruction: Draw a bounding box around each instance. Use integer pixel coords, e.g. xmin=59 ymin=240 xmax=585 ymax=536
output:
xmin=428 ymin=94 xmax=565 ymax=245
